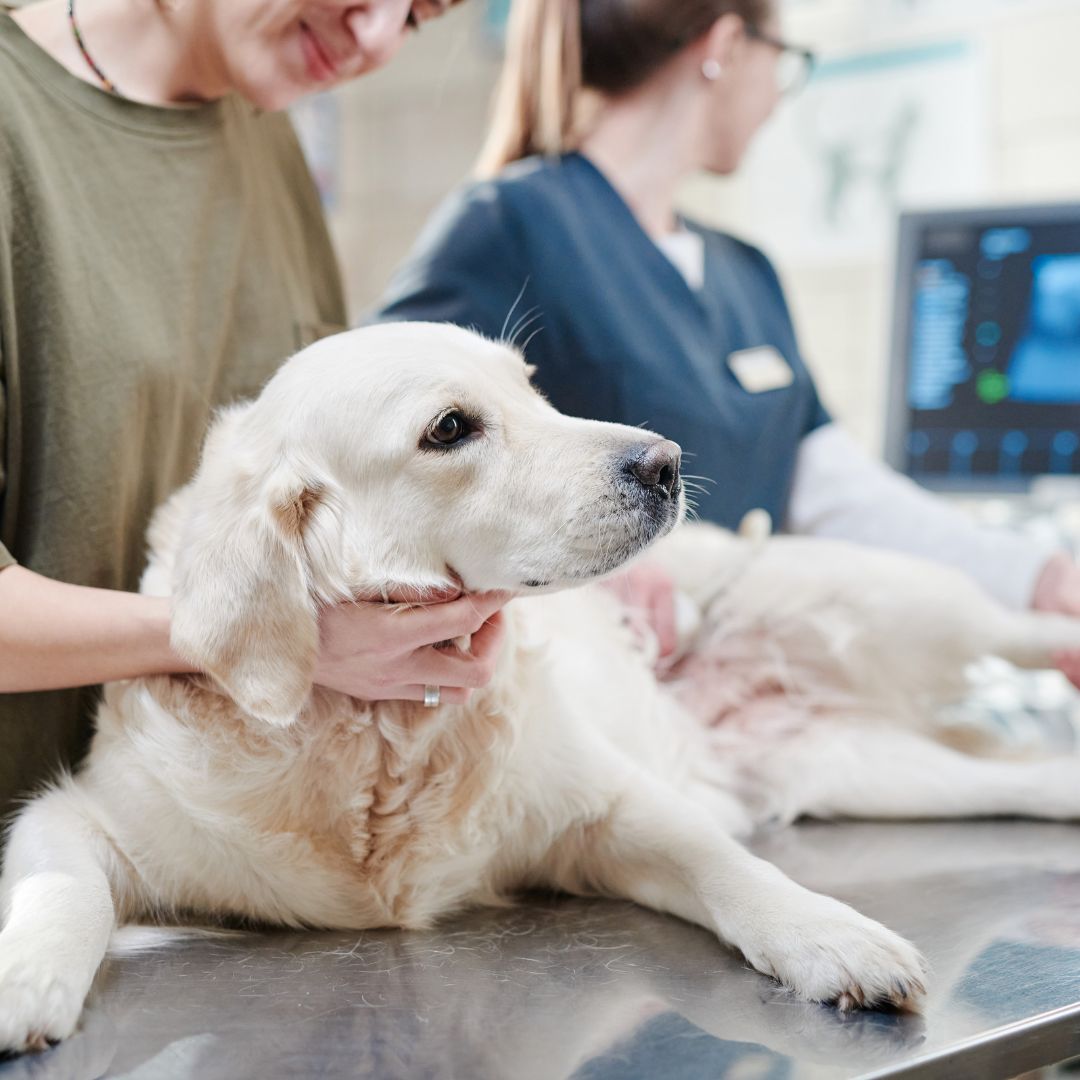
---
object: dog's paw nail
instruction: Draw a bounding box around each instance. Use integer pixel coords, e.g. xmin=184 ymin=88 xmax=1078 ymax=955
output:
xmin=25 ymin=1032 xmax=50 ymax=1054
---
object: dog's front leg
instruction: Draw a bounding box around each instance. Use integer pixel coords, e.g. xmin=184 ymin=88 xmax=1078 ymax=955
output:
xmin=0 ymin=790 xmax=120 ymax=1053
xmin=547 ymin=774 xmax=927 ymax=1011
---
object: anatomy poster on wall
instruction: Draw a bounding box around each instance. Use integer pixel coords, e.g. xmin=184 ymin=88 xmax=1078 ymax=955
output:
xmin=733 ymin=39 xmax=989 ymax=264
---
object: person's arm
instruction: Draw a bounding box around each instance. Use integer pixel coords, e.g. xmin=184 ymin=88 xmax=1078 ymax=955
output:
xmin=785 ymin=423 xmax=1063 ymax=611
xmin=0 ymin=565 xmax=186 ymax=691
xmin=1031 ymin=551 xmax=1080 ymax=687
xmin=0 ymin=565 xmax=508 ymax=704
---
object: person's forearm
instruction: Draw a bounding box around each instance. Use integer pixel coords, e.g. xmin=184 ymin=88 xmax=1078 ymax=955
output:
xmin=786 ymin=424 xmax=1060 ymax=610
xmin=0 ymin=566 xmax=196 ymax=692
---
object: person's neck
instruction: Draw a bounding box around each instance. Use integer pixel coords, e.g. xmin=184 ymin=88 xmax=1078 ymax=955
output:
xmin=578 ymin=77 xmax=701 ymax=239
xmin=12 ymin=0 xmax=230 ymax=105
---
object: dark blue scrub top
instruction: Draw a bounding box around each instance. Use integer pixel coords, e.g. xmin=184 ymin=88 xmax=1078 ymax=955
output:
xmin=375 ymin=152 xmax=830 ymax=528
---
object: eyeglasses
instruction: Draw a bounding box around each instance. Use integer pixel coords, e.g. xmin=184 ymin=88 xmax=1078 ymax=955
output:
xmin=745 ymin=25 xmax=816 ymax=97
xmin=405 ymin=0 xmax=452 ymax=31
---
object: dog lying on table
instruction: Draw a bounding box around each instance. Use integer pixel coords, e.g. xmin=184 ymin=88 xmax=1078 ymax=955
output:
xmin=2 ymin=322 xmax=1079 ymax=1053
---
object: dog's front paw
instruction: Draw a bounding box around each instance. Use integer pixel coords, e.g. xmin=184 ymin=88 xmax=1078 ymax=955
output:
xmin=0 ymin=940 xmax=88 ymax=1054
xmin=741 ymin=894 xmax=928 ymax=1012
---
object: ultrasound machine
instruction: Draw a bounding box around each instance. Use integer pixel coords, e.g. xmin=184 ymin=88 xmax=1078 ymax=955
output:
xmin=886 ymin=201 xmax=1080 ymax=497
xmin=885 ymin=202 xmax=1080 ymax=741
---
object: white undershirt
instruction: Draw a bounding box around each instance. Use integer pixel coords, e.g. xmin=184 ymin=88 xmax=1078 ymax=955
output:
xmin=653 ymin=232 xmax=1058 ymax=609
xmin=654 ymin=228 xmax=705 ymax=291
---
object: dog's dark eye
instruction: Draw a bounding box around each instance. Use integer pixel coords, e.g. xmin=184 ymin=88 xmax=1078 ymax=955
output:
xmin=425 ymin=410 xmax=473 ymax=448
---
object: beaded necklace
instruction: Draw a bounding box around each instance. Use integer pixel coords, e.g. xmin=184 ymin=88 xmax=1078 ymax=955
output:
xmin=67 ymin=0 xmax=123 ymax=96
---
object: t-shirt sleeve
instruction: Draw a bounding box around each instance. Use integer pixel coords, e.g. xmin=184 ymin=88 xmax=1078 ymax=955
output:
xmin=371 ymin=184 xmax=531 ymax=342
xmin=0 ymin=353 xmax=13 ymax=572
xmin=0 ymin=169 xmax=14 ymax=571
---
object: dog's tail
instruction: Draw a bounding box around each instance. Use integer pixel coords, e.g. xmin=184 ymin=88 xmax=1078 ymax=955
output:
xmin=737 ymin=508 xmax=772 ymax=545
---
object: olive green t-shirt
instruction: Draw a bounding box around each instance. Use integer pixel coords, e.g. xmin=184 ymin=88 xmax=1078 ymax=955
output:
xmin=0 ymin=12 xmax=347 ymax=819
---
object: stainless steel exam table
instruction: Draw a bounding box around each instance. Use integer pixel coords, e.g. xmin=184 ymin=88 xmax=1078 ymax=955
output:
xmin=4 ymin=818 xmax=1080 ymax=1080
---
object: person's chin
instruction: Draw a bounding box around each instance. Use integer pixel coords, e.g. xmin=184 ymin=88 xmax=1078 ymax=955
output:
xmin=702 ymin=155 xmax=739 ymax=177
xmin=236 ymin=41 xmax=333 ymax=111
xmin=239 ymin=70 xmax=309 ymax=112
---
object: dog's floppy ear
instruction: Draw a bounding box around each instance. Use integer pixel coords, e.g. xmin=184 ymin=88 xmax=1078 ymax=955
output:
xmin=170 ymin=412 xmax=328 ymax=727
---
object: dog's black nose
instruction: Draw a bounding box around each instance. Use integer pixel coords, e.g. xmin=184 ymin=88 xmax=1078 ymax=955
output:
xmin=625 ymin=440 xmax=682 ymax=498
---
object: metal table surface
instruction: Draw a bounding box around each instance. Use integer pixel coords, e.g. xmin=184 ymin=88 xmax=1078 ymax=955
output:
xmin=3 ymin=820 xmax=1080 ymax=1080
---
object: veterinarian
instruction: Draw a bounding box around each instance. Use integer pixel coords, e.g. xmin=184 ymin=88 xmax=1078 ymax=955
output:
xmin=0 ymin=0 xmax=508 ymax=823
xmin=375 ymin=0 xmax=1080 ymax=679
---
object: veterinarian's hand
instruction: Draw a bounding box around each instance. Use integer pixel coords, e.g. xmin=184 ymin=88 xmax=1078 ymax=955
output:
xmin=603 ymin=561 xmax=679 ymax=659
xmin=1033 ymin=552 xmax=1080 ymax=689
xmin=313 ymin=591 xmax=509 ymax=704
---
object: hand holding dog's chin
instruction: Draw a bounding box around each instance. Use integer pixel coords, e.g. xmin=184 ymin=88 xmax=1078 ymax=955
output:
xmin=311 ymin=591 xmax=510 ymax=705
xmin=1033 ymin=552 xmax=1080 ymax=689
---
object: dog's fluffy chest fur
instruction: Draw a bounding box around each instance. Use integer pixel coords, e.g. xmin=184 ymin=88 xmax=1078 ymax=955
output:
xmin=79 ymin=592 xmax=665 ymax=931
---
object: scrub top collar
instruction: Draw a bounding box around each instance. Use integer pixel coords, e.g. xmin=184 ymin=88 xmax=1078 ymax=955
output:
xmin=566 ymin=152 xmax=712 ymax=315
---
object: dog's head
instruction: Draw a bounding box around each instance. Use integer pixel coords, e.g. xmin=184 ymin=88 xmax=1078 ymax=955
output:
xmin=170 ymin=323 xmax=683 ymax=723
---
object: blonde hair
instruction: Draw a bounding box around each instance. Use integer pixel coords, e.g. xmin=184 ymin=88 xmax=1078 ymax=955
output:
xmin=476 ymin=0 xmax=771 ymax=176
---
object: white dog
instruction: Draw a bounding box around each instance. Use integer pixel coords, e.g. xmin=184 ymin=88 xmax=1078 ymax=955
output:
xmin=2 ymin=323 xmax=1079 ymax=1054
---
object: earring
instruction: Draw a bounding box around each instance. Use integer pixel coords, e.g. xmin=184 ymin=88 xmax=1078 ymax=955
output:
xmin=702 ymin=58 xmax=723 ymax=81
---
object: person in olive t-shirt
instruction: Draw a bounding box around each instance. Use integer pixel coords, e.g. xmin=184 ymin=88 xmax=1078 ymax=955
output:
xmin=0 ymin=0 xmax=508 ymax=824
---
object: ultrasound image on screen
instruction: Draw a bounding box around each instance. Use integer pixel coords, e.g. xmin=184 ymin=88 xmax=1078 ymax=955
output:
xmin=904 ymin=214 xmax=1080 ymax=481
xmin=1009 ymin=255 xmax=1080 ymax=403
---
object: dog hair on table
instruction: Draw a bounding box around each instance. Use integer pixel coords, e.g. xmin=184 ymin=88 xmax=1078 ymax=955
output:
xmin=2 ymin=323 xmax=1079 ymax=1053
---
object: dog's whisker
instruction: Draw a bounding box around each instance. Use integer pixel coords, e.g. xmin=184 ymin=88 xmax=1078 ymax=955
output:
xmin=505 ymin=308 xmax=543 ymax=350
xmin=498 ymin=278 xmax=531 ymax=342
xmin=518 ymin=324 xmax=546 ymax=355
xmin=508 ymin=305 xmax=541 ymax=340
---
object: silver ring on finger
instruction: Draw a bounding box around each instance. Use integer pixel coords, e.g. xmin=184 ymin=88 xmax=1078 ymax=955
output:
xmin=423 ymin=685 xmax=441 ymax=709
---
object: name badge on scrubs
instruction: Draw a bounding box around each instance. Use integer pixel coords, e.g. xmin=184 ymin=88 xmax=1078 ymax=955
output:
xmin=727 ymin=346 xmax=794 ymax=393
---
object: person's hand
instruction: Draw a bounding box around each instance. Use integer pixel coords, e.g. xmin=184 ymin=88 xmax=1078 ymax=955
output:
xmin=314 ymin=590 xmax=510 ymax=705
xmin=602 ymin=561 xmax=679 ymax=660
xmin=1033 ymin=552 xmax=1080 ymax=689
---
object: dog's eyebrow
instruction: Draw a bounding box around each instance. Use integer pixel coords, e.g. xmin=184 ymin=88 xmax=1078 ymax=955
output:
xmin=439 ymin=387 xmax=488 ymax=415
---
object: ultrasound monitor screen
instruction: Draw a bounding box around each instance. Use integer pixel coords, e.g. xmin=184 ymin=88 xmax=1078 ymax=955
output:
xmin=887 ymin=204 xmax=1080 ymax=489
